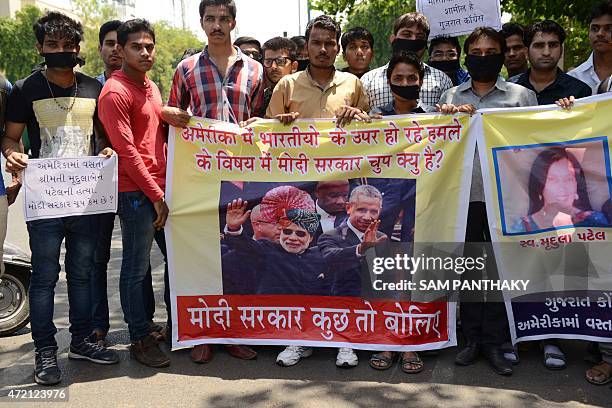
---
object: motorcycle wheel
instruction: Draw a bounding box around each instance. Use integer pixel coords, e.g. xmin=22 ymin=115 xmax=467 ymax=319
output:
xmin=0 ymin=265 xmax=30 ymax=336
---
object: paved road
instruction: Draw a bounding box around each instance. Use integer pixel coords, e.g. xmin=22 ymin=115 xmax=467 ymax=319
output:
xmin=0 ymin=175 xmax=609 ymax=407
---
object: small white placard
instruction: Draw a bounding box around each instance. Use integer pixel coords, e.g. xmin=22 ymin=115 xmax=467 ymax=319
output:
xmin=417 ymin=0 xmax=502 ymax=38
xmin=23 ymin=155 xmax=118 ymax=221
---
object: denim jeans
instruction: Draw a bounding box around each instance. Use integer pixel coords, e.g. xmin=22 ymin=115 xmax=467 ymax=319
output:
xmin=27 ymin=215 xmax=99 ymax=349
xmin=91 ymin=213 xmax=158 ymax=333
xmin=117 ymin=192 xmax=170 ymax=342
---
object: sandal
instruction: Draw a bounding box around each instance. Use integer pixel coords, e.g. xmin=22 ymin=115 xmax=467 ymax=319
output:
xmin=542 ymin=343 xmax=566 ymax=370
xmin=369 ymin=352 xmax=396 ymax=370
xmin=401 ymin=352 xmax=424 ymax=374
xmin=586 ymin=362 xmax=612 ymax=385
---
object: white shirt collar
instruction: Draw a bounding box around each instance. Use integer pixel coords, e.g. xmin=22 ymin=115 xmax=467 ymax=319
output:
xmin=316 ymin=201 xmax=334 ymax=218
xmin=347 ymin=219 xmax=364 ymax=241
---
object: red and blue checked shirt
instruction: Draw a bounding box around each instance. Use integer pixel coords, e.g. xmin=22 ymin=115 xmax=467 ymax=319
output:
xmin=168 ymin=46 xmax=264 ymax=124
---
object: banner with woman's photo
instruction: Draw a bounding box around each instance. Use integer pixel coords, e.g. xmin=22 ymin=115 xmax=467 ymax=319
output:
xmin=165 ymin=113 xmax=475 ymax=351
xmin=477 ymin=94 xmax=612 ymax=344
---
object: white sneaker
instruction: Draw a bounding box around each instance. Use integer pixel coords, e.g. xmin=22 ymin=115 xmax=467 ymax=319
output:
xmin=276 ymin=346 xmax=313 ymax=367
xmin=336 ymin=347 xmax=358 ymax=367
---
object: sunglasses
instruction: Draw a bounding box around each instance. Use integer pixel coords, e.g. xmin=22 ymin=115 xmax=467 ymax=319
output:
xmin=282 ymin=228 xmax=307 ymax=238
xmin=244 ymin=50 xmax=261 ymax=60
xmin=263 ymin=57 xmax=292 ymax=67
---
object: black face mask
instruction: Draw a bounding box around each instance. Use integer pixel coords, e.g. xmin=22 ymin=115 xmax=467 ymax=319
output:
xmin=392 ymin=38 xmax=427 ymax=55
xmin=428 ymin=59 xmax=461 ymax=73
xmin=296 ymin=59 xmax=309 ymax=71
xmin=42 ymin=52 xmax=84 ymax=69
xmin=390 ymin=84 xmax=421 ymax=101
xmin=465 ymin=54 xmax=504 ymax=82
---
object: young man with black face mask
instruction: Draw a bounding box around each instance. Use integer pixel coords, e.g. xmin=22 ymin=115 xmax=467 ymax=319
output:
xmin=1 ymin=11 xmax=118 ymax=386
xmin=428 ymin=36 xmax=470 ymax=86
xmin=437 ymin=27 xmax=538 ymax=377
xmin=371 ymin=51 xmax=426 ymax=116
xmin=290 ymin=35 xmax=309 ymax=71
xmin=361 ymin=12 xmax=453 ymax=112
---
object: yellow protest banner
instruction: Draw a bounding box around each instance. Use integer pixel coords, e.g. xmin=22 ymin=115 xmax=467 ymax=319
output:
xmin=477 ymin=94 xmax=612 ymax=343
xmin=165 ymin=114 xmax=474 ymax=350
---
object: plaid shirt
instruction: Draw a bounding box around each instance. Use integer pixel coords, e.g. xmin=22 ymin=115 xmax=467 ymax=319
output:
xmin=361 ymin=62 xmax=453 ymax=112
xmin=168 ymin=46 xmax=264 ymax=124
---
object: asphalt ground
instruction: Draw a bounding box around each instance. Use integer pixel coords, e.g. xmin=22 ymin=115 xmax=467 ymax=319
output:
xmin=0 ymin=168 xmax=610 ymax=407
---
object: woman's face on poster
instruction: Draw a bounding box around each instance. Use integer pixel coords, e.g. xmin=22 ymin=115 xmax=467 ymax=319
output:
xmin=280 ymin=222 xmax=312 ymax=254
xmin=542 ymin=158 xmax=578 ymax=211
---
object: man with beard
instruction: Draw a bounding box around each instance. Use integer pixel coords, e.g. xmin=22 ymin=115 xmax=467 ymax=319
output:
xmin=313 ymin=180 xmax=349 ymax=242
xmin=361 ymin=12 xmax=452 ymax=112
xmin=513 ymin=20 xmax=591 ymax=105
xmin=438 ymin=27 xmax=538 ymax=376
xmin=266 ymin=15 xmax=370 ymax=127
xmin=223 ymin=198 xmax=326 ymax=296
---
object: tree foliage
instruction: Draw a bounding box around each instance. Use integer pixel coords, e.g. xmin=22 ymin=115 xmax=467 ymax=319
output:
xmin=0 ymin=6 xmax=44 ymax=82
xmin=311 ymin=0 xmax=598 ymax=69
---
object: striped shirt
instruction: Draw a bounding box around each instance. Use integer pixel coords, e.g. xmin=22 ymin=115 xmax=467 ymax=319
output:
xmin=361 ymin=62 xmax=453 ymax=112
xmin=168 ymin=46 xmax=264 ymax=124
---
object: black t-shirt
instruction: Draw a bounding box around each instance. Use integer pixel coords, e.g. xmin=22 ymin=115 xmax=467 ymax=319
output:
xmin=6 ymin=71 xmax=102 ymax=158
xmin=514 ymin=69 xmax=592 ymax=105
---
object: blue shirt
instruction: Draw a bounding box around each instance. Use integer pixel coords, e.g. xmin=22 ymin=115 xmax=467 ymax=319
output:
xmin=0 ymin=78 xmax=11 ymax=196
xmin=96 ymin=72 xmax=107 ymax=85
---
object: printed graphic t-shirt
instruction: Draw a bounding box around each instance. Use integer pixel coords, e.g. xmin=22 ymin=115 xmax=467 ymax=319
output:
xmin=6 ymin=71 xmax=102 ymax=158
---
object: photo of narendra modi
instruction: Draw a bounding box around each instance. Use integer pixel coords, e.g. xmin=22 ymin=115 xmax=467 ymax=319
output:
xmin=218 ymin=179 xmax=416 ymax=298
xmin=492 ymin=137 xmax=612 ymax=236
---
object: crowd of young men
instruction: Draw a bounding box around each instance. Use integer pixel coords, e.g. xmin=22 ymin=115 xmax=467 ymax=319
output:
xmin=0 ymin=0 xmax=611 ymax=387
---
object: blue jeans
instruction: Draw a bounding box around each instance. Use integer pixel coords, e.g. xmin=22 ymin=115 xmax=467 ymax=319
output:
xmin=91 ymin=213 xmax=158 ymax=333
xmin=28 ymin=215 xmax=99 ymax=349
xmin=118 ymin=192 xmax=170 ymax=342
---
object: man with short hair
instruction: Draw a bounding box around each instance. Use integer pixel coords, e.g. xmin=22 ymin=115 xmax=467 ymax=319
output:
xmin=513 ymin=20 xmax=591 ymax=105
xmin=428 ymin=36 xmax=469 ymax=86
xmin=290 ymin=35 xmax=309 ymax=71
xmin=569 ymin=0 xmax=612 ymax=94
xmin=163 ymin=0 xmax=264 ymax=363
xmin=98 ymin=18 xmax=171 ymax=369
xmin=96 ymin=20 xmax=123 ymax=85
xmin=501 ymin=22 xmax=529 ymax=80
xmin=313 ymin=180 xmax=349 ymax=241
xmin=234 ymin=36 xmax=261 ymax=62
xmin=438 ymin=27 xmax=538 ymax=376
xmin=2 ymin=11 xmax=119 ymax=385
xmin=266 ymin=15 xmax=370 ymax=127
xmin=341 ymin=27 xmax=374 ymax=78
xmin=259 ymin=36 xmax=298 ymax=116
xmin=361 ymin=12 xmax=452 ymax=112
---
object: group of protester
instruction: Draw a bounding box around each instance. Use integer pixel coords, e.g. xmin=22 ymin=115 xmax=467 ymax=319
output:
xmin=0 ymin=0 xmax=611 ymax=388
